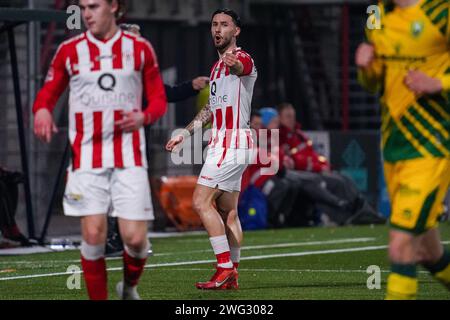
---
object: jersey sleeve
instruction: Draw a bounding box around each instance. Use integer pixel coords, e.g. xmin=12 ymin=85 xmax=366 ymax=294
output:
xmin=32 ymin=43 xmax=69 ymax=114
xmin=164 ymin=81 xmax=198 ymax=103
xmin=236 ymin=51 xmax=254 ymax=76
xmin=357 ymin=61 xmax=384 ymax=94
xmin=357 ymin=4 xmax=385 ymax=94
xmin=141 ymin=40 xmax=167 ymax=125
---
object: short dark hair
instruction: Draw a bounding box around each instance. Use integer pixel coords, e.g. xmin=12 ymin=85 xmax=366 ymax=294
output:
xmin=251 ymin=110 xmax=261 ymax=119
xmin=277 ymin=102 xmax=295 ymax=113
xmin=211 ymin=8 xmax=241 ymax=28
xmin=105 ymin=0 xmax=127 ymax=20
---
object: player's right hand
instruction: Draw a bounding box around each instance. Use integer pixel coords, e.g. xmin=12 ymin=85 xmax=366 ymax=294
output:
xmin=165 ymin=134 xmax=184 ymax=153
xmin=355 ymin=43 xmax=375 ymax=69
xmin=34 ymin=108 xmax=58 ymax=143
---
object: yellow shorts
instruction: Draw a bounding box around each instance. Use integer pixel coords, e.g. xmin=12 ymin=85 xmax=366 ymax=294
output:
xmin=384 ymin=158 xmax=450 ymax=234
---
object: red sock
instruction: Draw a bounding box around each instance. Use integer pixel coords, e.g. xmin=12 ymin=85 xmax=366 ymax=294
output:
xmin=80 ymin=255 xmax=107 ymax=300
xmin=233 ymin=262 xmax=239 ymax=269
xmin=216 ymin=251 xmax=232 ymax=268
xmin=123 ymin=250 xmax=147 ymax=286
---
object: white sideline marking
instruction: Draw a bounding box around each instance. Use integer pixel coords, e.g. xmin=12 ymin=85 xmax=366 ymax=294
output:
xmin=113 ymin=237 xmax=377 ymax=259
xmin=0 ymin=244 xmax=387 ymax=281
xmin=0 ymin=237 xmax=375 ymax=264
xmin=159 ymin=268 xmax=430 ymax=274
xmin=239 ymin=237 xmax=375 ymax=250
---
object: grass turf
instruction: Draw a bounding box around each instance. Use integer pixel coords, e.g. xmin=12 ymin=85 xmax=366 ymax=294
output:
xmin=0 ymin=223 xmax=449 ymax=300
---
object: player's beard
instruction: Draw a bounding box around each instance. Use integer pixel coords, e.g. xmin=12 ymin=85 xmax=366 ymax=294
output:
xmin=215 ymin=36 xmax=232 ymax=53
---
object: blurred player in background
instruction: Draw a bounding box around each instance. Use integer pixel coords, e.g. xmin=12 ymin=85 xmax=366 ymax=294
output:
xmin=104 ymin=23 xmax=209 ymax=257
xmin=356 ymin=0 xmax=450 ymax=299
xmin=33 ymin=0 xmax=167 ymax=299
xmin=166 ymin=8 xmax=257 ymax=290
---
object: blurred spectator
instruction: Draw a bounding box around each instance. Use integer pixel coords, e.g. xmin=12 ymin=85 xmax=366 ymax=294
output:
xmin=0 ymin=167 xmax=30 ymax=247
xmin=278 ymin=102 xmax=330 ymax=173
xmin=249 ymin=109 xmax=263 ymax=132
xmin=243 ymin=107 xmax=384 ymax=227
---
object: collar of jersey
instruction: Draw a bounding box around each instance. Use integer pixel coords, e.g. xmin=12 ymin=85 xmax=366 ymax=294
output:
xmin=86 ymin=29 xmax=122 ymax=47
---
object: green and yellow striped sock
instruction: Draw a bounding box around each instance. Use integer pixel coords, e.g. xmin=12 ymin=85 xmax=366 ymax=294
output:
xmin=386 ymin=264 xmax=418 ymax=300
xmin=422 ymin=249 xmax=450 ymax=291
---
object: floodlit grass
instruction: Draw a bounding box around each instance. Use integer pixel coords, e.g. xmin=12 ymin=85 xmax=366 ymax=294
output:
xmin=0 ymin=224 xmax=449 ymax=300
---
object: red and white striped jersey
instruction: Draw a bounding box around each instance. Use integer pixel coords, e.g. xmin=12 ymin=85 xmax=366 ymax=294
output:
xmin=208 ymin=49 xmax=257 ymax=150
xmin=33 ymin=30 xmax=167 ymax=170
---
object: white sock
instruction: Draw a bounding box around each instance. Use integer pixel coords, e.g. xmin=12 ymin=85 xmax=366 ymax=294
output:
xmin=209 ymin=235 xmax=233 ymax=268
xmin=124 ymin=240 xmax=150 ymax=260
xmin=80 ymin=241 xmax=105 ymax=260
xmin=230 ymin=246 xmax=241 ymax=265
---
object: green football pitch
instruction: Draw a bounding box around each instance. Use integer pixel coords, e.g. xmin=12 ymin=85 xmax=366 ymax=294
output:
xmin=0 ymin=224 xmax=449 ymax=300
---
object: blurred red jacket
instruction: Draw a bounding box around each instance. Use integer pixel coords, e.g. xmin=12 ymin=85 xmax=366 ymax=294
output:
xmin=279 ymin=123 xmax=330 ymax=173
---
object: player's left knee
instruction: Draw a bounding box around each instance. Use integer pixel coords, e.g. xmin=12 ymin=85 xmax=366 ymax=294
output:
xmin=122 ymin=234 xmax=147 ymax=252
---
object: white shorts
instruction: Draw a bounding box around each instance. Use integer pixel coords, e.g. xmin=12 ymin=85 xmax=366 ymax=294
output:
xmin=63 ymin=167 xmax=154 ymax=221
xmin=197 ymin=147 xmax=255 ymax=193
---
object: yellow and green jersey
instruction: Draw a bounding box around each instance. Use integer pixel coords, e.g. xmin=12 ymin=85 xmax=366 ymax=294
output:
xmin=359 ymin=0 xmax=450 ymax=162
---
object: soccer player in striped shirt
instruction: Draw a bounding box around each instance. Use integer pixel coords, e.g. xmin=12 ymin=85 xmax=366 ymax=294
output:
xmin=33 ymin=0 xmax=167 ymax=299
xmin=357 ymin=0 xmax=450 ymax=299
xmin=166 ymin=8 xmax=257 ymax=290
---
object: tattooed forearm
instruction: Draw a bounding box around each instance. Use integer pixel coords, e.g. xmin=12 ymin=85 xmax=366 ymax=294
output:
xmin=184 ymin=104 xmax=212 ymax=136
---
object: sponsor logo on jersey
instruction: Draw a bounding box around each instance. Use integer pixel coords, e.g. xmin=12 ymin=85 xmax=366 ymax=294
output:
xmin=80 ymin=91 xmax=137 ymax=109
xmin=411 ymin=21 xmax=424 ymax=38
xmin=78 ymin=73 xmax=137 ymax=108
xmin=209 ymin=94 xmax=228 ymax=106
xmin=98 ymin=73 xmax=116 ymax=91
